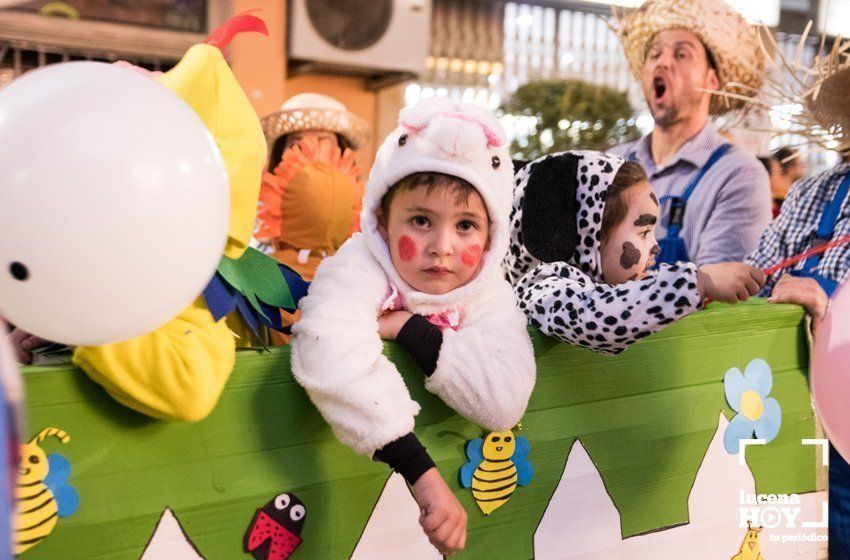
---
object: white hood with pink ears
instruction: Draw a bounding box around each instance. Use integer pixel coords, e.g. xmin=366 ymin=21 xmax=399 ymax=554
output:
xmin=360 ymin=97 xmax=514 ymax=313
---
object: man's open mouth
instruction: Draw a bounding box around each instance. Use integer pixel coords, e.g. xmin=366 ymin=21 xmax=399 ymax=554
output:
xmin=653 ymin=76 xmax=667 ymax=101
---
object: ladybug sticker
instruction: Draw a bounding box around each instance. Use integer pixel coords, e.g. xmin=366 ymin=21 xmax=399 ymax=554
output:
xmin=244 ymin=493 xmax=306 ymax=560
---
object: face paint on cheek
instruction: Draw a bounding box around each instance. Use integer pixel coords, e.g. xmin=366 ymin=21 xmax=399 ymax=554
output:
xmin=633 ymin=214 xmax=657 ymax=227
xmin=461 ymin=244 xmax=483 ymax=268
xmin=620 ymin=242 xmax=642 ymax=269
xmin=398 ymin=235 xmax=417 ymax=261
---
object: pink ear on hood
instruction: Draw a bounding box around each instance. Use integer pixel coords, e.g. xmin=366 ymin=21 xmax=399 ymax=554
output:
xmin=400 ymin=121 xmax=427 ymax=133
xmin=398 ymin=97 xmax=455 ymax=133
xmin=441 ymin=112 xmax=504 ymax=148
xmin=399 ymin=104 xmax=504 ymax=148
xmin=398 ymin=109 xmax=431 ymax=133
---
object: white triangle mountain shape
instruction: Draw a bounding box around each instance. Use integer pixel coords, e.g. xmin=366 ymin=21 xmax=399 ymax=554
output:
xmin=534 ymin=412 xmax=826 ymax=559
xmin=351 ymin=472 xmax=442 ymax=560
xmin=140 ymin=507 xmax=205 ymax=560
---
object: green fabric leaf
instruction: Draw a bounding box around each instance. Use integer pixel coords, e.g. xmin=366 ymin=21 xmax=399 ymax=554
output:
xmin=216 ymin=248 xmax=295 ymax=321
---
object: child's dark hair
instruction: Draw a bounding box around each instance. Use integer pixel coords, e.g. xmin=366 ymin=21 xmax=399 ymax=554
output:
xmin=380 ymin=172 xmax=485 ymax=219
xmin=600 ymin=161 xmax=649 ymax=243
xmin=757 ymin=155 xmax=775 ymax=175
xmin=772 ymin=147 xmax=797 ymax=175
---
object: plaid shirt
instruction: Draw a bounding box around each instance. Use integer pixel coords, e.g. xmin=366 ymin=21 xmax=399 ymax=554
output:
xmin=612 ymin=122 xmax=772 ymax=265
xmin=746 ymin=162 xmax=850 ymax=297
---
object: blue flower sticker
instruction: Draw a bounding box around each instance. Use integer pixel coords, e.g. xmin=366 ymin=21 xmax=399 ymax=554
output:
xmin=723 ymin=359 xmax=782 ymax=454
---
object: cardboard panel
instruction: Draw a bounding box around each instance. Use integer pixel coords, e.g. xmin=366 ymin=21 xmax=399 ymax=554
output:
xmin=19 ymin=300 xmax=819 ymax=559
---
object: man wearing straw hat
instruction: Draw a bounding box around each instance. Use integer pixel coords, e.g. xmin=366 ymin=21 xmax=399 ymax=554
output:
xmin=611 ymin=0 xmax=772 ymax=267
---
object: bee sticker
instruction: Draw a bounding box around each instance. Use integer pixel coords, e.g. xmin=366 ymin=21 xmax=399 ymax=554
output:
xmin=15 ymin=427 xmax=80 ymax=554
xmin=244 ymin=493 xmax=306 ymax=560
xmin=459 ymin=429 xmax=533 ymax=516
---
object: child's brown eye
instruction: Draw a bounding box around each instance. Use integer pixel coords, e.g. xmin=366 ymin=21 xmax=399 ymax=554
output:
xmin=398 ymin=134 xmax=408 ymax=146
xmin=491 ymin=156 xmax=501 ymax=169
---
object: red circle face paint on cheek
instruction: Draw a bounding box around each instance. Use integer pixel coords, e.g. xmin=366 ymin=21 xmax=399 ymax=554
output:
xmin=398 ymin=235 xmax=417 ymax=261
xmin=461 ymin=244 xmax=482 ymax=268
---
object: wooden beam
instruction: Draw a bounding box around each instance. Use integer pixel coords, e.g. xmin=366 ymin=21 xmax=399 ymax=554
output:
xmin=0 ymin=10 xmax=202 ymax=61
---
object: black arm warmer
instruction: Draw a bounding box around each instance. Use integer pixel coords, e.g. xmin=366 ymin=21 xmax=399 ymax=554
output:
xmin=373 ymin=432 xmax=436 ymax=485
xmin=395 ymin=314 xmax=443 ymax=377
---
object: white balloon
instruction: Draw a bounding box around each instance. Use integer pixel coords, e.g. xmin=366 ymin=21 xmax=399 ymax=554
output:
xmin=0 ymin=62 xmax=229 ymax=346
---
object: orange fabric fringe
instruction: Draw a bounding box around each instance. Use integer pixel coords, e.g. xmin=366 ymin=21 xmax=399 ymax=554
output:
xmin=255 ymin=136 xmax=364 ymax=241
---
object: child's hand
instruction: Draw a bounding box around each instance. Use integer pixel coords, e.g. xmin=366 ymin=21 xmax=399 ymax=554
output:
xmin=7 ymin=328 xmax=49 ymax=365
xmin=378 ymin=310 xmax=413 ymax=340
xmin=768 ymin=274 xmax=829 ymax=322
xmin=112 ymin=60 xmax=163 ymax=77
xmin=697 ymin=263 xmax=765 ymax=303
xmin=412 ymin=467 xmax=467 ymax=556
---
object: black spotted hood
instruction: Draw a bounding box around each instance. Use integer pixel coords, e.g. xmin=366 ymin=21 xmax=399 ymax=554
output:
xmin=504 ymin=150 xmax=626 ymax=285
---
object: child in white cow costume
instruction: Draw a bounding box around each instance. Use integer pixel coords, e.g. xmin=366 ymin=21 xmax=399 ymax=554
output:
xmin=291 ymin=98 xmax=536 ymax=554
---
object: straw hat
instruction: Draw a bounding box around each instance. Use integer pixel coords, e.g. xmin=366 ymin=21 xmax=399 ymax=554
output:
xmin=715 ymin=29 xmax=850 ymax=154
xmin=612 ymin=0 xmax=765 ymax=114
xmin=261 ymin=93 xmax=369 ymax=151
xmin=794 ymin=38 xmax=850 ymax=152
xmin=806 ymin=65 xmax=850 ymax=145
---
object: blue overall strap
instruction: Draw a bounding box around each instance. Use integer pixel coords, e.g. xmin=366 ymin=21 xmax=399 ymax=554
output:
xmin=679 ymin=143 xmax=733 ymax=204
xmin=654 ymin=143 xmax=732 ymax=265
xmin=792 ymin=172 xmax=850 ymax=297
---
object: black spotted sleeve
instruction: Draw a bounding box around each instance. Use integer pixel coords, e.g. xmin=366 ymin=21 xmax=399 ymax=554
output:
xmin=514 ymin=262 xmax=703 ymax=355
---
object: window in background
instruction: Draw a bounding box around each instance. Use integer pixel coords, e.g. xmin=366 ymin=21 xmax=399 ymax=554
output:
xmin=817 ymin=0 xmax=850 ymax=39
xmin=9 ymin=0 xmax=206 ymax=33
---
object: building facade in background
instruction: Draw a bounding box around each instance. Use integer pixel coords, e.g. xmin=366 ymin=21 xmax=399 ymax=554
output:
xmin=0 ymin=0 xmax=844 ymax=169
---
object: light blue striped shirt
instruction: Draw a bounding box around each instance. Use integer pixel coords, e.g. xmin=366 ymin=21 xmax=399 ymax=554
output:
xmin=611 ymin=122 xmax=772 ymax=265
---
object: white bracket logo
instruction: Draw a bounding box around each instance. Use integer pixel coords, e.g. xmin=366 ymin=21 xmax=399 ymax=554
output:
xmin=739 ymin=438 xmax=830 ymax=529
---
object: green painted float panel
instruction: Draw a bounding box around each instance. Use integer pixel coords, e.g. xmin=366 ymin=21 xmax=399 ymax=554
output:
xmin=20 ymin=300 xmax=817 ymax=559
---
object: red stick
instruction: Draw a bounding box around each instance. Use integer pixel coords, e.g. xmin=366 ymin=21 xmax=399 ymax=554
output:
xmin=763 ymin=234 xmax=850 ymax=276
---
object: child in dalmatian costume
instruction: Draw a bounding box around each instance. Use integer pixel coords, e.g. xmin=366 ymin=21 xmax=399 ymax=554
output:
xmin=291 ymin=98 xmax=535 ymax=555
xmin=505 ymin=151 xmax=765 ymax=355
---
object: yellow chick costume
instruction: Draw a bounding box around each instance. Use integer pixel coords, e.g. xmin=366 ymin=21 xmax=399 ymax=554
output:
xmin=72 ymin=40 xmax=267 ymax=422
xmin=731 ymin=524 xmax=764 ymax=560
